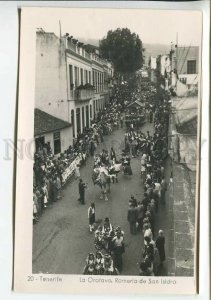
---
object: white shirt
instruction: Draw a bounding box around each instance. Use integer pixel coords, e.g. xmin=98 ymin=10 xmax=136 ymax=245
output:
xmin=88 ymin=207 xmax=95 ymax=218
xmin=112 ymin=236 xmax=124 ymax=247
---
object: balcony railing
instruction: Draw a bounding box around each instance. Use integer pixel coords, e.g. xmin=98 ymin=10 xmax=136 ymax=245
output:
xmin=76 ymin=89 xmax=95 ymax=101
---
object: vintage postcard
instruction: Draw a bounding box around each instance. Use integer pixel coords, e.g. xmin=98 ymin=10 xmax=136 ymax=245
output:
xmin=14 ymin=6 xmax=203 ymax=295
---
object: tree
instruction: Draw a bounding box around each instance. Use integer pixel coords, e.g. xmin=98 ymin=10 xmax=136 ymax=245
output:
xmin=99 ymin=28 xmax=144 ymax=79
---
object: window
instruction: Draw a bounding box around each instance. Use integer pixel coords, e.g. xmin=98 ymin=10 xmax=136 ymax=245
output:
xmin=89 ymin=71 xmax=91 ymax=84
xmin=93 ymin=100 xmax=96 ymax=116
xmin=102 ymin=73 xmax=104 ymax=91
xmin=86 ymin=105 xmax=89 ymax=128
xmin=82 ymin=107 xmax=85 ymax=129
xmin=69 ymin=65 xmax=73 ymax=90
xmin=85 ymin=70 xmax=88 ymax=84
xmin=95 ymin=72 xmax=97 ymax=92
xmin=90 ymin=104 xmax=92 ymax=119
xmin=80 ymin=68 xmax=84 ymax=85
xmin=187 ymin=60 xmax=196 ymax=74
xmin=77 ymin=68 xmax=80 ymax=86
xmin=74 ymin=67 xmax=78 ymax=87
xmin=98 ymin=73 xmax=100 ymax=92
xmin=92 ymin=70 xmax=95 ymax=87
xmin=96 ymin=72 xmax=98 ymax=92
xmin=76 ymin=107 xmax=81 ymax=135
xmin=71 ymin=109 xmax=75 ymax=138
xmin=53 ymin=132 xmax=61 ymax=154
xmin=93 ymin=70 xmax=98 ymax=91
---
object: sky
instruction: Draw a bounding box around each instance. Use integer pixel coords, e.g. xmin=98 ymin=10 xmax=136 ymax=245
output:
xmin=27 ymin=7 xmax=202 ymax=46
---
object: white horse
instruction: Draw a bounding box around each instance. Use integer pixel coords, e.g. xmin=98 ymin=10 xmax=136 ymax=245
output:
xmin=92 ymin=166 xmax=111 ymax=201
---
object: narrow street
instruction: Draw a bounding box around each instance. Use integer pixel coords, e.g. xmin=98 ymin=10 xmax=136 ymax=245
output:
xmin=33 ymin=122 xmax=169 ymax=276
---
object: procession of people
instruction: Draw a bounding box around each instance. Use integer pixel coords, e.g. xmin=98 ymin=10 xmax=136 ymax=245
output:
xmin=33 ymin=98 xmax=124 ymax=222
xmin=125 ymin=97 xmax=169 ymax=275
xmin=33 ymin=75 xmax=170 ymax=276
xmin=83 ymin=218 xmax=125 ymax=275
xmin=81 ymin=79 xmax=170 ymax=275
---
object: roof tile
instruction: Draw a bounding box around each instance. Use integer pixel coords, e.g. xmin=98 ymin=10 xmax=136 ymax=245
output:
xmin=34 ymin=108 xmax=71 ymax=136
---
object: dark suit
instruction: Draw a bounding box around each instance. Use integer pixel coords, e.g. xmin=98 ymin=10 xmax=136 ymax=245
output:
xmin=127 ymin=206 xmax=137 ymax=234
xmin=156 ymin=236 xmax=165 ymax=262
xmin=79 ymin=181 xmax=86 ymax=204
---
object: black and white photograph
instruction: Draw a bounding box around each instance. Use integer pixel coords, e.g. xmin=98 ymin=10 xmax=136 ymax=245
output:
xmin=13 ymin=5 xmax=207 ymax=295
xmin=31 ymin=7 xmax=201 ymax=278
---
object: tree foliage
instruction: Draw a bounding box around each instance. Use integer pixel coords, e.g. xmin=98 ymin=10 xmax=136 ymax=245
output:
xmin=99 ymin=28 xmax=144 ymax=76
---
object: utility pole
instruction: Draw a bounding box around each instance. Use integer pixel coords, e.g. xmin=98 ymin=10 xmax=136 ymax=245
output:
xmin=59 ymin=20 xmax=62 ymax=40
xmin=170 ymin=42 xmax=173 ymax=86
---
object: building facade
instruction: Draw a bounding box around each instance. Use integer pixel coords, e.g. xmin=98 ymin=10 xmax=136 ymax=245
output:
xmin=172 ymin=46 xmax=199 ymax=88
xmin=35 ymin=29 xmax=114 ymax=150
xmin=172 ymin=46 xmax=199 ymax=75
xmin=149 ymin=45 xmax=199 ymax=94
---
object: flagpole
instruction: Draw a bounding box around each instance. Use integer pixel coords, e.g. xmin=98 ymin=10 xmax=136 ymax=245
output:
xmin=59 ymin=20 xmax=62 ymax=39
xmin=176 ymin=32 xmax=178 ymax=71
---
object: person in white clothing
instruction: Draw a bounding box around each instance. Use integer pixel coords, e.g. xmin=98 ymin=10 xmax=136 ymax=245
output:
xmin=88 ymin=202 xmax=95 ymax=232
xmin=75 ymin=164 xmax=80 ymax=179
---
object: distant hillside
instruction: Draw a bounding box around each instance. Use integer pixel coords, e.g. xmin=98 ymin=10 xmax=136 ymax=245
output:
xmin=76 ymin=37 xmax=99 ymax=47
xmin=143 ymin=43 xmax=170 ymax=64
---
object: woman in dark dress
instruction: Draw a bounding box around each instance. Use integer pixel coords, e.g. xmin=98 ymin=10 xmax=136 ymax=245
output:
xmin=155 ymin=230 xmax=165 ymax=264
xmin=110 ymin=147 xmax=116 ymax=162
xmin=126 ymin=156 xmax=133 ymax=175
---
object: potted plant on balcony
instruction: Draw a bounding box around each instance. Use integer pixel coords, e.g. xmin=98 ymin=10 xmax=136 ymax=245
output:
xmin=76 ymin=84 xmax=95 ymax=90
xmin=76 ymin=84 xmax=85 ymax=90
xmin=75 ymin=84 xmax=95 ymax=100
xmin=84 ymin=83 xmax=95 ymax=90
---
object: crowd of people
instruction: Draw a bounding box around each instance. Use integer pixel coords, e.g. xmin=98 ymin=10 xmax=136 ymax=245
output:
xmin=82 ymin=79 xmax=170 ymax=276
xmin=33 ymin=75 xmax=171 ymax=276
xmin=33 ymin=100 xmax=124 ymax=223
xmin=92 ymin=148 xmax=122 ymax=193
xmin=83 ymin=217 xmax=125 ymax=275
xmin=80 ymin=77 xmax=171 ymax=276
xmin=125 ymin=96 xmax=170 ymax=276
